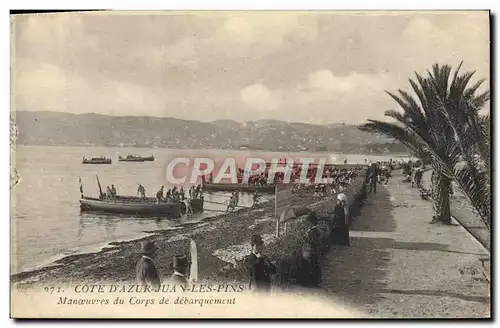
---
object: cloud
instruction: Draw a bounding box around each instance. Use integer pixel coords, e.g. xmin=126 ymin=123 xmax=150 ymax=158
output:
xmin=13 ymin=13 xmax=100 ymax=55
xmin=234 ymin=69 xmax=398 ymax=124
xmin=398 ymin=16 xmax=489 ymax=78
xmin=308 ymin=70 xmax=396 ymax=95
xmin=240 ymin=83 xmax=282 ymax=111
xmin=130 ymin=38 xmax=199 ymax=71
xmin=221 ymin=13 xmax=318 ymax=46
xmin=11 ymin=12 xmax=490 ymax=124
xmin=12 ymin=59 xmax=164 ymax=116
xmin=204 ymin=13 xmax=319 ymax=57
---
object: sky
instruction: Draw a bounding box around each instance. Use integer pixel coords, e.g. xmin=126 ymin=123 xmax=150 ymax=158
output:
xmin=11 ymin=11 xmax=490 ymax=124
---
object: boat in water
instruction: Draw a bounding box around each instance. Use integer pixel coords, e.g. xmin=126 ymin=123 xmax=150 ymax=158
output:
xmin=118 ymin=154 xmax=155 ymax=162
xmin=79 ymin=175 xmax=203 ymax=217
xmin=80 ymin=195 xmax=204 ymax=217
xmin=82 ymin=157 xmax=112 ymax=164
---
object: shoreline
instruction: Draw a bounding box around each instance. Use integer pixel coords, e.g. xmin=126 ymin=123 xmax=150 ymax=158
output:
xmin=12 ymin=186 xmax=339 ymax=289
xmin=11 ymin=162 xmax=368 ymax=281
xmin=14 ymin=144 xmax=412 ymax=157
xmin=11 ymin=207 xmax=240 ymax=282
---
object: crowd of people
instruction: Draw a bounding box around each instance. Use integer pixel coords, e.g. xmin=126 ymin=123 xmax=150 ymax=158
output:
xmin=232 ymin=162 xmax=362 ymax=187
xmin=402 ymin=160 xmax=425 ymax=187
xmin=153 ymin=184 xmax=204 ymax=204
xmin=134 ymin=157 xmax=422 ymax=294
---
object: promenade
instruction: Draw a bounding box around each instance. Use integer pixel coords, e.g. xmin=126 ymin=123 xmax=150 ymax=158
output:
xmin=319 ymin=172 xmax=490 ymax=318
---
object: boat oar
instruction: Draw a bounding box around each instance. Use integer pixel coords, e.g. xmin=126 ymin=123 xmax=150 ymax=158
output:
xmin=78 ymin=176 xmax=84 ymax=197
xmin=96 ymin=175 xmax=104 ymax=198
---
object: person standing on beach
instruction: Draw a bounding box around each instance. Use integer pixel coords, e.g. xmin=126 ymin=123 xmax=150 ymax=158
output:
xmin=301 ymin=212 xmax=322 ymax=287
xmin=110 ymin=184 xmax=117 ymax=197
xmin=137 ymin=184 xmax=146 ymax=199
xmin=246 ymin=234 xmax=276 ymax=294
xmin=331 ymin=194 xmax=350 ymax=246
xmin=368 ymin=163 xmax=378 ymax=193
xmin=168 ymin=255 xmax=190 ymax=286
xmin=136 ymin=240 xmax=161 ymax=290
xmin=185 ymin=197 xmax=194 ymax=216
xmin=252 ymin=190 xmax=260 ymax=207
xmin=156 ymin=186 xmax=164 ymax=203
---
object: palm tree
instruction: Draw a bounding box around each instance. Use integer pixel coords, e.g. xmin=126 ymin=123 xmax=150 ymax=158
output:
xmin=359 ymin=63 xmax=490 ymax=228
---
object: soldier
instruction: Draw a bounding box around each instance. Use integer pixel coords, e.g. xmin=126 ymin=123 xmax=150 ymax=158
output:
xmin=136 ymin=240 xmax=161 ymax=289
xmin=185 ymin=197 xmax=194 ymax=216
xmin=368 ymin=162 xmax=379 ymax=193
xmin=226 ymin=194 xmax=237 ymax=213
xmin=137 ymin=184 xmax=146 ymax=199
xmin=171 ymin=187 xmax=178 ymax=201
xmin=246 ymin=235 xmax=276 ymax=294
xmin=110 ymin=184 xmax=117 ymax=197
xmin=195 ymin=184 xmax=202 ymax=198
xmin=169 ymin=255 xmax=190 ymax=285
xmin=252 ymin=190 xmax=260 ymax=207
xmin=301 ymin=212 xmax=321 ymax=287
xmin=105 ymin=186 xmax=113 ymax=202
xmin=156 ymin=186 xmax=164 ymax=203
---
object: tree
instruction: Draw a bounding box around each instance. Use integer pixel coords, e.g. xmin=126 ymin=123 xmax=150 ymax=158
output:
xmin=359 ymin=63 xmax=490 ymax=227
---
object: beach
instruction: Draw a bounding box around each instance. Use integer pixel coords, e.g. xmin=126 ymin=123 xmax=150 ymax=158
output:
xmin=12 ymin=184 xmax=341 ymax=290
xmin=11 ymin=168 xmax=491 ymax=318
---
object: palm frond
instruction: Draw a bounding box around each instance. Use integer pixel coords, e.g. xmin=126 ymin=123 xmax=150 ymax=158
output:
xmin=361 ymin=63 xmax=491 ymax=230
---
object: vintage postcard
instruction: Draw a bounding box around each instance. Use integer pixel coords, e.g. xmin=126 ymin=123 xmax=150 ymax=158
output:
xmin=10 ymin=10 xmax=491 ymax=319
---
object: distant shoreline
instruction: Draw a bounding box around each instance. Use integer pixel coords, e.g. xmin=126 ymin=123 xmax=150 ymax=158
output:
xmin=13 ymin=144 xmax=411 ymax=157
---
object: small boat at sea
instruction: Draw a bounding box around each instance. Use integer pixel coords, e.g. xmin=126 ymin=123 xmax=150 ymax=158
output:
xmin=82 ymin=157 xmax=112 ymax=164
xmin=202 ymin=182 xmax=276 ymax=193
xmin=118 ymin=154 xmax=155 ymax=162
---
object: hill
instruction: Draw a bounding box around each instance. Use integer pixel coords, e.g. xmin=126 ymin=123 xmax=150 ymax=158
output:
xmin=13 ymin=111 xmax=408 ymax=154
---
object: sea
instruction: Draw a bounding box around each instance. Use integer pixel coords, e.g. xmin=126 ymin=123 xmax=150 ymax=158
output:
xmin=10 ymin=145 xmax=411 ymax=275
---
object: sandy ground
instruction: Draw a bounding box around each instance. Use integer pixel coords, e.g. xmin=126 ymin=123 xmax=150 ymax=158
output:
xmin=319 ymin=171 xmax=490 ymax=318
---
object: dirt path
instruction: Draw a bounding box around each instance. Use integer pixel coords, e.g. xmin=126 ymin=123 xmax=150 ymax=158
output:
xmin=319 ymin=172 xmax=490 ymax=318
xmin=420 ymin=170 xmax=490 ymax=251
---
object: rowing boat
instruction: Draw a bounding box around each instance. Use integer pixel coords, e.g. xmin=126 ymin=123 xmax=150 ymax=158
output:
xmin=82 ymin=157 xmax=112 ymax=164
xmin=80 ymin=196 xmax=204 ymax=217
xmin=118 ymin=155 xmax=155 ymax=162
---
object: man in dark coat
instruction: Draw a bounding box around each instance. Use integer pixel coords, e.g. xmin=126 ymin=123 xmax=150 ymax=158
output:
xmin=301 ymin=212 xmax=322 ymax=287
xmin=169 ymin=255 xmax=190 ymax=285
xmin=246 ymin=234 xmax=276 ymax=294
xmin=136 ymin=240 xmax=161 ymax=289
xmin=332 ymin=194 xmax=350 ymax=246
xmin=368 ymin=163 xmax=379 ymax=193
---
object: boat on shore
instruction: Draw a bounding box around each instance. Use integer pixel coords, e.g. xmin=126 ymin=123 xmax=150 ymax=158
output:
xmin=80 ymin=196 xmax=204 ymax=217
xmin=118 ymin=155 xmax=155 ymax=162
xmin=82 ymin=157 xmax=112 ymax=164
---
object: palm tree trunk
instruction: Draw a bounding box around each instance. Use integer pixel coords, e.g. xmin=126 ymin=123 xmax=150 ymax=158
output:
xmin=430 ymin=166 xmax=452 ymax=224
